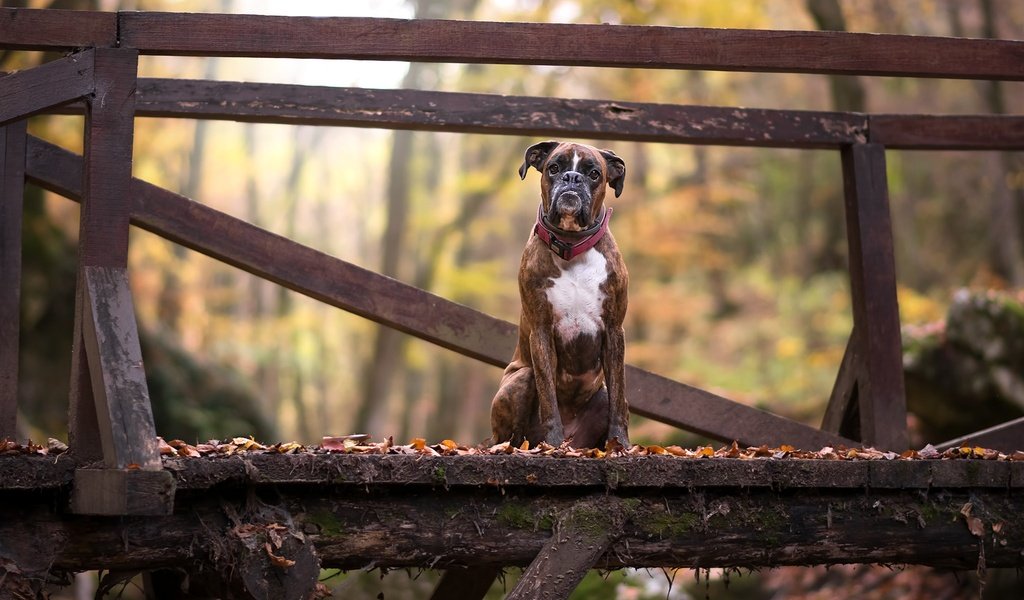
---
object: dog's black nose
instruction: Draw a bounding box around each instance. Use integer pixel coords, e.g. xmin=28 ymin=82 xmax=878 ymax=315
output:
xmin=562 ymin=171 xmax=584 ymax=185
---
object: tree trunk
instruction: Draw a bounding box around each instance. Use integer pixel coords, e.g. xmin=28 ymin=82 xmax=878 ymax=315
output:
xmin=804 ymin=0 xmax=867 ymax=275
xmin=978 ymin=0 xmax=1024 ymax=286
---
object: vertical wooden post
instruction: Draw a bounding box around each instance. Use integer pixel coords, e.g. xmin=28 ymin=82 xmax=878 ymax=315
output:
xmin=838 ymin=143 xmax=907 ymax=451
xmin=0 ymin=120 xmax=27 ymax=441
xmin=68 ymin=47 xmax=141 ymax=461
xmin=67 ymin=47 xmax=173 ymax=515
xmin=66 ymin=47 xmax=158 ymax=462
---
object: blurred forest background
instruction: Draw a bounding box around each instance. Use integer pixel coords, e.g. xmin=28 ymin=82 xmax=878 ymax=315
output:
xmin=4 ymin=0 xmax=1024 ymax=596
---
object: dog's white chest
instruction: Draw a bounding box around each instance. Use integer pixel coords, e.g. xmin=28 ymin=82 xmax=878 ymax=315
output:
xmin=546 ymin=249 xmax=608 ymax=341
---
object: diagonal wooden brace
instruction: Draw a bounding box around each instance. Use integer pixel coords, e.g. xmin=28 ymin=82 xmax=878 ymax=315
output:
xmin=0 ymin=49 xmax=94 ymax=126
xmin=507 ymin=497 xmax=629 ymax=600
xmin=71 ymin=266 xmax=173 ymax=516
xmin=81 ymin=266 xmax=161 ymax=471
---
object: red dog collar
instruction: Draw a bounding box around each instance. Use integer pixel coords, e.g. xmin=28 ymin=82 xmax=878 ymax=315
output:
xmin=534 ymin=204 xmax=612 ymax=261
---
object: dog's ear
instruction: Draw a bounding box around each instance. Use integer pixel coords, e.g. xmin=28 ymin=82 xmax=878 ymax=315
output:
xmin=600 ymin=149 xmax=626 ymax=198
xmin=519 ymin=141 xmax=560 ymax=180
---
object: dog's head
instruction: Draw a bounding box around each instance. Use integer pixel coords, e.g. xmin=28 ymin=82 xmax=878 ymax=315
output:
xmin=519 ymin=141 xmax=626 ymax=232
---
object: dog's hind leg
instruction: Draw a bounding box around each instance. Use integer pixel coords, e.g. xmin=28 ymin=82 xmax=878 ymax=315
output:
xmin=490 ymin=367 xmax=537 ymax=447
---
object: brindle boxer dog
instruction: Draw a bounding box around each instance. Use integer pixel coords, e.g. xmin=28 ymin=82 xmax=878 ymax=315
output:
xmin=490 ymin=141 xmax=630 ymax=449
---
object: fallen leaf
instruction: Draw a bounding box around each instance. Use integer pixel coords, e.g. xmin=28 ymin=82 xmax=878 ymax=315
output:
xmin=723 ymin=441 xmax=741 ymax=458
xmin=158 ymin=439 xmax=176 ymax=456
xmin=265 ymin=542 xmax=295 ymax=568
xmin=960 ymin=502 xmax=985 ymax=537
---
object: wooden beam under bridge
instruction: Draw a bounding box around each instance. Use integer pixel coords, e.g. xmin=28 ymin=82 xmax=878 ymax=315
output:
xmin=0 ymin=453 xmax=1022 ymax=597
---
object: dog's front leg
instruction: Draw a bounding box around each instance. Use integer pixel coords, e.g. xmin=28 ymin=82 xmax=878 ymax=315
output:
xmin=529 ymin=329 xmax=564 ymax=446
xmin=603 ymin=325 xmax=630 ymax=448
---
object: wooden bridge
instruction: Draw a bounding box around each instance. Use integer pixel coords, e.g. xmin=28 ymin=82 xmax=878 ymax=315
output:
xmin=1 ymin=7 xmax=1024 ymax=598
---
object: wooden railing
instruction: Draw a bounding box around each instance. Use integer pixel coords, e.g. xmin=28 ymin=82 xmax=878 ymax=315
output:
xmin=3 ymin=8 xmax=1024 ymax=516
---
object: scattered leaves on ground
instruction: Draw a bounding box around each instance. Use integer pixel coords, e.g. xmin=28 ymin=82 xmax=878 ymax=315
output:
xmin=3 ymin=436 xmax=1023 ymax=462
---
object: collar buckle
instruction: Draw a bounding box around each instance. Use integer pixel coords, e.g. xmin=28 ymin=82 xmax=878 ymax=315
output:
xmin=548 ymin=237 xmax=575 ymax=261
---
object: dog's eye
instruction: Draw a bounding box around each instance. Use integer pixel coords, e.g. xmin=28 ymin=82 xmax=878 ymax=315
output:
xmin=588 ymin=169 xmax=601 ymax=181
xmin=547 ymin=164 xmax=560 ymax=176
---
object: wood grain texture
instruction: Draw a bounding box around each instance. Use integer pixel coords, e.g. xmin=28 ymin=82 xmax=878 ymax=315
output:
xmin=69 ymin=48 xmax=139 ymax=463
xmin=840 ymin=144 xmax=907 ymax=451
xmin=625 ymin=366 xmax=855 ymax=449
xmin=0 ymin=121 xmax=26 ymax=440
xmin=51 ymin=83 xmax=1024 ymax=150
xmin=117 ymin=13 xmax=1024 ymax=80
xmin=869 ymin=114 xmax=1024 ymax=150
xmin=126 ymin=78 xmax=866 ymax=149
xmin=70 ymin=467 xmax=175 ymax=515
xmin=24 ymin=136 xmax=855 ymax=450
xmin=82 ymin=267 xmax=161 ymax=470
xmin=0 ymin=8 xmax=115 ymax=50
xmin=0 ymin=50 xmax=94 ymax=126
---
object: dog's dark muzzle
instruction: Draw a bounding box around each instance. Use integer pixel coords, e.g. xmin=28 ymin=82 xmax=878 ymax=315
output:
xmin=548 ymin=172 xmax=592 ymax=227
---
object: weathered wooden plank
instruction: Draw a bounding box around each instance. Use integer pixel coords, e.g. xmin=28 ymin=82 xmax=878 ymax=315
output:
xmin=0 ymin=121 xmax=26 ymax=441
xmin=935 ymin=416 xmax=1024 ymax=453
xmin=0 ymin=50 xmax=94 ymax=126
xmin=1 ymin=483 xmax=1022 ymax=572
xmin=821 ymin=328 xmax=860 ymax=438
xmin=70 ymin=468 xmax=175 ymax=516
xmin=81 ymin=267 xmax=161 ymax=470
xmin=0 ymin=8 xmax=116 ymax=50
xmin=126 ymin=78 xmax=866 ymax=149
xmin=24 ymin=136 xmax=857 ymax=450
xmin=51 ymin=82 xmax=1024 ymax=150
xmin=625 ymin=367 xmax=855 ymax=449
xmin=68 ymin=48 xmax=140 ymax=463
xmin=5 ymin=452 xmax=1024 ymax=493
xmin=870 ymin=114 xmax=1024 ymax=150
xmin=840 ymin=144 xmax=907 ymax=451
xmin=117 ymin=13 xmax=1024 ymax=80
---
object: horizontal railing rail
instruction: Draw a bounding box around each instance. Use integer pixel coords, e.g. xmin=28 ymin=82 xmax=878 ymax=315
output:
xmin=3 ymin=8 xmax=1024 ymax=81
xmin=42 ymin=78 xmax=1024 ymax=150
